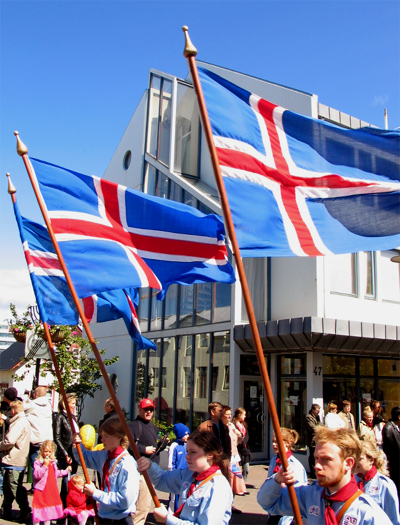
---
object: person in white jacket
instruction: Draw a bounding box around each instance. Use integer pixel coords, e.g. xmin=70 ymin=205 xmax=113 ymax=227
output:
xmin=0 ymin=400 xmax=31 ymax=521
xmin=24 ymin=386 xmax=53 ymax=475
xmin=324 ymin=402 xmax=345 ymax=429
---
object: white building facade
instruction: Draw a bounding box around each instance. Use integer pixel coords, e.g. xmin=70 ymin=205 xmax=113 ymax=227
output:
xmin=83 ymin=62 xmax=400 ymax=463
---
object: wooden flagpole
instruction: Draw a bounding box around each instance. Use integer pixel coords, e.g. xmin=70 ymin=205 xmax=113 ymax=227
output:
xmin=182 ymin=27 xmax=303 ymax=525
xmin=7 ymin=173 xmax=101 ymax=525
xmin=13 ymin=135 xmax=161 ymax=508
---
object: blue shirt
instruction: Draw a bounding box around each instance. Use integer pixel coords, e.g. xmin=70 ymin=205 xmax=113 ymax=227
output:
xmin=355 ymin=471 xmax=400 ymax=525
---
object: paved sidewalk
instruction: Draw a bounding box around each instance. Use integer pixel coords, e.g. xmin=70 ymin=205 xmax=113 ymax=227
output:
xmin=0 ymin=463 xmax=271 ymax=524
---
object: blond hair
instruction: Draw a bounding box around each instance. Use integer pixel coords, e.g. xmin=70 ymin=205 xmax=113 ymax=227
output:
xmin=59 ymin=393 xmax=77 ymax=411
xmin=38 ymin=440 xmax=57 ymax=461
xmin=362 ymin=407 xmax=373 ymax=418
xmin=278 ymin=428 xmax=299 ymax=450
xmin=315 ymin=427 xmax=362 ymax=464
xmin=360 ymin=441 xmax=388 ymax=475
xmin=10 ymin=400 xmax=24 ymax=414
xmin=71 ymin=474 xmax=85 ymax=486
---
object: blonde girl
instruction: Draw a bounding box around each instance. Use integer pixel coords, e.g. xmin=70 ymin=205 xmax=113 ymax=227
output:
xmin=32 ymin=440 xmax=71 ymax=525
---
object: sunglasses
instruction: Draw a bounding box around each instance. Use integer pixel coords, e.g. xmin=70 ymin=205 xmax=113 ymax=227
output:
xmin=143 ymin=407 xmax=154 ymax=412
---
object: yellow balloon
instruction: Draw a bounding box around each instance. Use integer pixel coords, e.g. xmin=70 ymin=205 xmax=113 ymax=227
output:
xmin=80 ymin=424 xmax=96 ymax=450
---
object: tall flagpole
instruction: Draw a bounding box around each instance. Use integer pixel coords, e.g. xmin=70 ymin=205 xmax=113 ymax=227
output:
xmin=7 ymin=173 xmax=100 ymax=525
xmin=182 ymin=27 xmax=303 ymax=524
xmin=13 ymin=134 xmax=161 ymax=508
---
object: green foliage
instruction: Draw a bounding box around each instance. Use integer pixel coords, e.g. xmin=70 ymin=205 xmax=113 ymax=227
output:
xmin=135 ymin=362 xmax=154 ymax=404
xmin=153 ymin=418 xmax=175 ymax=441
xmin=8 ymin=303 xmax=33 ymax=335
xmin=11 ymin=304 xmax=119 ymax=420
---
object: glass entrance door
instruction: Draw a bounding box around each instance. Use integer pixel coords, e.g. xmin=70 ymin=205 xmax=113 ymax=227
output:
xmin=241 ymin=377 xmax=266 ymax=460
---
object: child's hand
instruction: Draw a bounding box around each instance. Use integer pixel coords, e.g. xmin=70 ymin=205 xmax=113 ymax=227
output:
xmin=43 ymin=457 xmax=51 ymax=467
xmin=66 ymin=455 xmax=73 ymax=465
xmin=67 ymin=465 xmax=72 ymax=472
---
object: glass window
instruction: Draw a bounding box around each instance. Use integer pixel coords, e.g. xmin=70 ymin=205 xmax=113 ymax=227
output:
xmin=364 ymin=252 xmax=375 ymax=298
xmin=378 ymin=359 xmax=400 ymax=377
xmin=159 ymin=79 xmax=172 ymax=166
xmin=213 ymin=283 xmax=231 ymax=323
xmin=164 ymin=284 xmax=178 ymax=329
xmin=179 ymin=285 xmax=194 ymax=327
xmin=169 ymin=180 xmax=183 ymax=203
xmin=160 ymin=338 xmax=175 ymax=425
xmin=330 ymin=253 xmax=357 ymax=295
xmin=280 ymin=356 xmax=306 ymax=375
xmin=195 ymin=283 xmax=212 ymax=325
xmin=150 ymin=289 xmax=163 ymax=331
xmin=148 ymin=340 xmax=161 ymax=416
xmin=144 ymin=163 xmax=157 ymax=196
xmin=380 ymin=251 xmax=400 ymax=302
xmin=147 ymin=75 xmax=161 ymax=158
xmin=176 ymin=335 xmax=193 ymax=426
xmin=123 ymin=150 xmax=131 ymax=171
xmin=323 ymin=355 xmax=356 ymax=376
xmin=280 ymin=380 xmax=307 ymax=449
xmin=174 ymin=82 xmax=199 ymax=177
xmin=359 ymin=358 xmax=374 ymax=376
xmin=211 ymin=331 xmax=230 ymax=406
xmin=241 ymin=258 xmax=267 ymax=322
xmin=135 ymin=350 xmax=148 ymax=408
xmin=155 ymin=171 xmax=169 ymax=199
xmin=194 ymin=333 xmax=211 ymax=425
xmin=139 ymin=288 xmax=150 ymax=332
xmin=379 ymin=379 xmax=400 ymax=422
xmin=183 ymin=190 xmax=198 ymax=209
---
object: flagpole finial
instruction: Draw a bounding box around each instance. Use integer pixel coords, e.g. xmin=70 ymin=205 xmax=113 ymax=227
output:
xmin=182 ymin=26 xmax=197 ymax=58
xmin=14 ymin=131 xmax=28 ymax=156
xmin=7 ymin=173 xmax=16 ymax=194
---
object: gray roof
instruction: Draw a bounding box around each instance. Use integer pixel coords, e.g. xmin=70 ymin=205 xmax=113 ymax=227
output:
xmin=0 ymin=342 xmax=25 ymax=370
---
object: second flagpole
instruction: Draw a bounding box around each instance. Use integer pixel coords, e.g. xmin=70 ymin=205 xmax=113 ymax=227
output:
xmin=182 ymin=26 xmax=303 ymax=525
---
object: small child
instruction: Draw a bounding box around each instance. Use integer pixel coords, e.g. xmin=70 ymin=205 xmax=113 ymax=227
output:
xmin=168 ymin=423 xmax=190 ymax=512
xmin=32 ymin=440 xmax=71 ymax=525
xmin=64 ymin=475 xmax=95 ymax=525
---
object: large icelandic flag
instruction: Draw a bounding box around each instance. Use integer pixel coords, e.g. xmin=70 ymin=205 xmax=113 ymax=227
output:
xmin=14 ymin=205 xmax=156 ymax=349
xmin=30 ymin=157 xmax=235 ymax=297
xmin=199 ymin=68 xmax=400 ymax=257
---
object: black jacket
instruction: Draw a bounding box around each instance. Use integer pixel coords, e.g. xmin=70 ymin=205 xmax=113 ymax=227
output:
xmin=54 ymin=411 xmax=78 ymax=460
xmin=128 ymin=416 xmax=161 ymax=464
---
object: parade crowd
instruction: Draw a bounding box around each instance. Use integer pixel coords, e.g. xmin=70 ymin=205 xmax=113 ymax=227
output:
xmin=0 ymin=386 xmax=399 ymax=525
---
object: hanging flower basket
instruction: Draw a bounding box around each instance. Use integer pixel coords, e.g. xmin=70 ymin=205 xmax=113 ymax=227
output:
xmin=13 ymin=331 xmax=26 ymax=343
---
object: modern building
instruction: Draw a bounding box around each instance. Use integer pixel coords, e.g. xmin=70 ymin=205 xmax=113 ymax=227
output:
xmin=83 ymin=62 xmax=400 ymax=463
xmin=0 ymin=322 xmax=15 ymax=354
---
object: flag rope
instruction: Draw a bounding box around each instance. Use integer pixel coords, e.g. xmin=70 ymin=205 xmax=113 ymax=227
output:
xmin=182 ymin=26 xmax=303 ymax=525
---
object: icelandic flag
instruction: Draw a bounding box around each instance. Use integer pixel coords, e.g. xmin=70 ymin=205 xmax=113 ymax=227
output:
xmin=13 ymin=204 xmax=156 ymax=349
xmin=199 ymin=68 xmax=400 ymax=257
xmin=82 ymin=289 xmax=156 ymax=350
xmin=30 ymin=157 xmax=235 ymax=297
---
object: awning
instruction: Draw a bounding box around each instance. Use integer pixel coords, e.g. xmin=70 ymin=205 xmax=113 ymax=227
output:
xmin=234 ymin=317 xmax=400 ymax=357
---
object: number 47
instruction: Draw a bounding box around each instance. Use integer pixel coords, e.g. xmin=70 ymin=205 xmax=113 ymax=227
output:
xmin=314 ymin=366 xmax=322 ymax=376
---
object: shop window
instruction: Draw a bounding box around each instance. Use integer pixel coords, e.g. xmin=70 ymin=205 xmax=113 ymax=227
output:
xmin=359 ymin=358 xmax=374 ymax=376
xmin=280 ymin=355 xmax=305 ymax=375
xmin=323 ymin=355 xmax=356 ymax=376
xmin=378 ymin=379 xmax=400 ymax=422
xmin=330 ymin=253 xmax=357 ymax=295
xmin=378 ymin=359 xmax=399 ymax=377
xmin=280 ymin=380 xmax=307 ymax=449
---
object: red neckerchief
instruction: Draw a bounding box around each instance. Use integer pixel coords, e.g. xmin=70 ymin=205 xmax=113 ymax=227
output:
xmin=174 ymin=464 xmax=220 ymax=517
xmin=101 ymin=446 xmax=124 ymax=492
xmin=357 ymin=465 xmax=377 ymax=491
xmin=236 ymin=422 xmax=246 ymax=437
xmin=323 ymin=475 xmax=359 ymax=525
xmin=365 ymin=419 xmax=373 ymax=429
xmin=273 ymin=450 xmax=292 ymax=473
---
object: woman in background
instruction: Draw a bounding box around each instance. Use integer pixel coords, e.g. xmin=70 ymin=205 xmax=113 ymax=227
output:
xmin=233 ymin=407 xmax=251 ymax=483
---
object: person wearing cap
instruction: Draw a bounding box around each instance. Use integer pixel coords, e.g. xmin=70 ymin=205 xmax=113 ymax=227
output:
xmin=168 ymin=423 xmax=190 ymax=512
xmin=128 ymin=398 xmax=168 ymax=525
xmin=1 ymin=388 xmax=23 ymax=433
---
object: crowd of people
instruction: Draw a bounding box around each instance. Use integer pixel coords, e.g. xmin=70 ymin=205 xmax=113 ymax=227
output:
xmin=0 ymin=386 xmax=399 ymax=525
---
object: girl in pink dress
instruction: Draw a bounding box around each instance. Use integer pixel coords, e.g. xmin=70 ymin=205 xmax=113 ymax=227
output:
xmin=32 ymin=440 xmax=71 ymax=525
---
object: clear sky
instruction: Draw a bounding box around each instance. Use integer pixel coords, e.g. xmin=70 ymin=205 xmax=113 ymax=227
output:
xmin=1 ymin=0 xmax=399 ymax=322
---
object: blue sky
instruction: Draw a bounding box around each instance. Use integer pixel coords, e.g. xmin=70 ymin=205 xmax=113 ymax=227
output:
xmin=1 ymin=0 xmax=399 ymax=322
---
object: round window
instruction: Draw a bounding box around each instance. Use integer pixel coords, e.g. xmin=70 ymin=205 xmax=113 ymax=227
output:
xmin=123 ymin=150 xmax=132 ymax=170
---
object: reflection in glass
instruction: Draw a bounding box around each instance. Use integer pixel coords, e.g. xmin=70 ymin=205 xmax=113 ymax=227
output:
xmin=160 ymin=338 xmax=175 ymax=425
xmin=159 ymin=79 xmax=172 ymax=166
xmin=139 ymin=288 xmax=150 ymax=332
xmin=179 ymin=285 xmax=194 ymax=327
xmin=280 ymin=380 xmax=307 ymax=449
xmin=145 ymin=163 xmax=156 ymax=195
xmin=151 ymin=289 xmax=163 ymax=331
xmin=213 ymin=283 xmax=231 ymax=323
xmin=148 ymin=340 xmax=161 ymax=417
xmin=147 ymin=75 xmax=161 ymax=158
xmin=364 ymin=252 xmax=375 ymax=297
xmin=174 ymin=82 xmax=199 ymax=177
xmin=176 ymin=335 xmax=193 ymax=426
xmin=211 ymin=331 xmax=230 ymax=407
xmin=194 ymin=333 xmax=210 ymax=426
xmin=323 ymin=355 xmax=356 ymax=376
xmin=195 ymin=283 xmax=212 ymax=325
xmin=164 ymin=284 xmax=178 ymax=329
xmin=155 ymin=171 xmax=169 ymax=199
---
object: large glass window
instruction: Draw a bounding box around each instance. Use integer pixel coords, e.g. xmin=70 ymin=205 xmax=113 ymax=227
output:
xmin=211 ymin=331 xmax=230 ymax=408
xmin=146 ymin=75 xmax=172 ymax=167
xmin=195 ymin=283 xmax=212 ymax=325
xmin=164 ymin=284 xmax=178 ymax=330
xmin=213 ymin=283 xmax=231 ymax=323
xmin=174 ymin=82 xmax=199 ymax=177
xmin=148 ymin=340 xmax=161 ymax=418
xmin=160 ymin=337 xmax=176 ymax=425
xmin=176 ymin=335 xmax=193 ymax=426
xmin=139 ymin=288 xmax=150 ymax=332
xmin=150 ymin=289 xmax=163 ymax=331
xmin=179 ymin=285 xmax=194 ymax=327
xmin=193 ymin=333 xmax=211 ymax=426
xmin=330 ymin=253 xmax=357 ymax=295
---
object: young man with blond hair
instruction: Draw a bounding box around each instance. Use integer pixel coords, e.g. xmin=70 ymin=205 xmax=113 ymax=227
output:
xmin=258 ymin=427 xmax=392 ymax=524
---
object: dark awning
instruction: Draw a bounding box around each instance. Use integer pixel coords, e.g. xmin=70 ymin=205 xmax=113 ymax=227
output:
xmin=234 ymin=317 xmax=400 ymax=357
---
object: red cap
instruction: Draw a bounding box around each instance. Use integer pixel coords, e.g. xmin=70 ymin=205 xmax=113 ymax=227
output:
xmin=139 ymin=398 xmax=155 ymax=409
